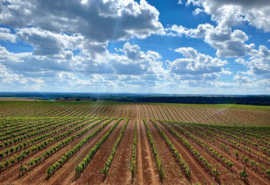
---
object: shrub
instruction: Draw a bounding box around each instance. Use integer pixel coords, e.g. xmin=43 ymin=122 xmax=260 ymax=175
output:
xmin=9 ymin=157 xmax=15 ymax=165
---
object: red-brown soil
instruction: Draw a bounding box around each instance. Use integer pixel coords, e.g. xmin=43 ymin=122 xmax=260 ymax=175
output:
xmin=134 ymin=119 xmax=159 ymax=185
xmin=147 ymin=120 xmax=190 ymax=185
xmin=154 ymin=121 xmax=216 ymax=185
xmin=1 ymin=102 xmax=270 ymax=185
xmin=1 ymin=119 xmax=114 ymax=185
xmin=178 ymin=124 xmax=270 ymax=185
xmin=103 ymin=120 xmax=134 ymax=185
xmin=165 ymin=122 xmax=244 ymax=185
xmin=74 ymin=120 xmax=125 ymax=185
xmin=0 ymin=98 xmax=41 ymax=101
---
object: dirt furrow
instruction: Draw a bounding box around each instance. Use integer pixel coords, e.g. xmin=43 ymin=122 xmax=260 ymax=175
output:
xmin=180 ymin=124 xmax=270 ymax=185
xmin=144 ymin=104 xmax=153 ymax=120
xmin=148 ymin=121 xmax=190 ymax=185
xmin=167 ymin=123 xmax=245 ymax=185
xmin=0 ymin=119 xmax=102 ymax=184
xmin=155 ymin=121 xmax=216 ymax=185
xmin=135 ymin=120 xmax=159 ymax=185
xmin=103 ymin=120 xmax=134 ymax=185
xmin=148 ymin=104 xmax=159 ymax=120
xmin=74 ymin=120 xmax=126 ymax=185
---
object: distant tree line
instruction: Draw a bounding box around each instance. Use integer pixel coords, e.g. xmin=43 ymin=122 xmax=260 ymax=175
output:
xmin=0 ymin=92 xmax=269 ymax=105
xmin=105 ymin=96 xmax=270 ymax=105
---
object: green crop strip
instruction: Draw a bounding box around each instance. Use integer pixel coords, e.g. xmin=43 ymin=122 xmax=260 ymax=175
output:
xmin=161 ymin=120 xmax=222 ymax=183
xmin=46 ymin=117 xmax=115 ymax=178
xmin=131 ymin=120 xmax=137 ymax=183
xmin=74 ymin=118 xmax=124 ymax=179
xmin=102 ymin=118 xmax=130 ymax=180
xmin=143 ymin=119 xmax=164 ymax=182
xmin=150 ymin=119 xmax=191 ymax=179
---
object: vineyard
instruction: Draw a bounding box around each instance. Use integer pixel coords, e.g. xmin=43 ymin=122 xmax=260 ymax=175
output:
xmin=0 ymin=101 xmax=269 ymax=185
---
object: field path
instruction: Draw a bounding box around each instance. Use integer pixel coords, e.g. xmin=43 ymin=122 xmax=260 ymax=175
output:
xmin=136 ymin=119 xmax=159 ymax=185
xmin=102 ymin=120 xmax=134 ymax=185
xmin=136 ymin=104 xmax=143 ymax=185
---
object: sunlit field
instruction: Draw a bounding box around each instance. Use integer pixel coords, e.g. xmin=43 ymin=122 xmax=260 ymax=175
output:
xmin=0 ymin=101 xmax=270 ymax=185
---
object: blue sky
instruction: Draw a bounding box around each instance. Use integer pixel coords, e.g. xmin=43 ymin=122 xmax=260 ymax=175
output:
xmin=0 ymin=0 xmax=270 ymax=94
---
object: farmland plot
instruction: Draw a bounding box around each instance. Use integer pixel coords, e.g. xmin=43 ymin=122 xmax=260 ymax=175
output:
xmin=0 ymin=101 xmax=270 ymax=185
